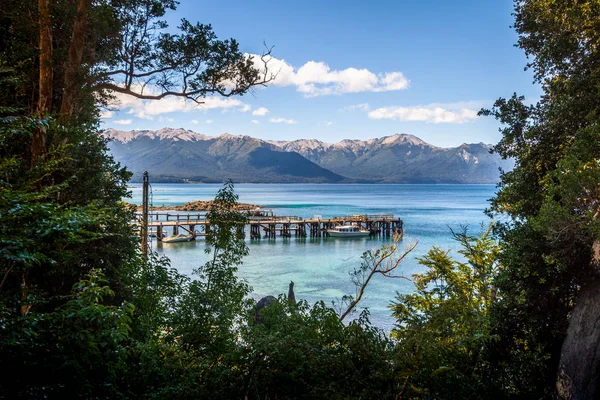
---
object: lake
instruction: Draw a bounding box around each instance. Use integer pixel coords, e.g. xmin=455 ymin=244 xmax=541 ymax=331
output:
xmin=130 ymin=183 xmax=496 ymax=330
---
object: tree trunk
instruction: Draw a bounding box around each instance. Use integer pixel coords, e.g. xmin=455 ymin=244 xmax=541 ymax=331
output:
xmin=59 ymin=0 xmax=92 ymax=125
xmin=556 ymin=279 xmax=600 ymax=399
xmin=20 ymin=271 xmax=31 ymax=316
xmin=25 ymin=0 xmax=53 ymax=314
xmin=32 ymin=0 xmax=53 ymax=166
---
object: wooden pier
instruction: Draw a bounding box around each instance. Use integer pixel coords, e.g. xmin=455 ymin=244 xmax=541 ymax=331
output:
xmin=140 ymin=212 xmax=403 ymax=241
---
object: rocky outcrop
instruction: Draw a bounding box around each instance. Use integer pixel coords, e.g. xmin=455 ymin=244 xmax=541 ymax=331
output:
xmin=253 ymin=282 xmax=297 ymax=326
xmin=557 ymin=279 xmax=600 ymax=399
xmin=253 ymin=296 xmax=277 ymax=326
xmin=130 ymin=200 xmax=261 ymax=212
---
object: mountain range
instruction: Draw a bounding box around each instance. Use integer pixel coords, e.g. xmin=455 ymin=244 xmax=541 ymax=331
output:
xmin=103 ymin=128 xmax=512 ymax=184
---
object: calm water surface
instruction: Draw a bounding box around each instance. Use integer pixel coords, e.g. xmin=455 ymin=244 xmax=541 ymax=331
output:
xmin=130 ymin=184 xmax=496 ymax=330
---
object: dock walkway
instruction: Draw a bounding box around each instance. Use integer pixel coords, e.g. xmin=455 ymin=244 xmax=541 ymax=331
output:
xmin=140 ymin=211 xmax=403 ymax=240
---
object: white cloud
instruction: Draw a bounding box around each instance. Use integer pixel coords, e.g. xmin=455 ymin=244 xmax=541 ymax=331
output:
xmin=340 ymin=103 xmax=370 ymax=112
xmin=251 ymin=120 xmax=260 ymax=124
xmin=250 ymin=55 xmax=409 ymax=97
xmin=108 ymin=84 xmax=250 ymax=118
xmin=206 ymin=119 xmax=213 ymax=124
xmin=269 ymin=117 xmax=297 ymax=125
xmin=368 ymin=104 xmax=479 ymax=124
xmin=252 ymin=107 xmax=269 ymax=116
xmin=144 ymin=97 xmax=244 ymax=115
xmin=324 ymin=121 xmax=333 ymax=126
xmin=126 ymin=108 xmax=154 ymax=120
xmin=191 ymin=120 xmax=199 ymax=124
xmin=100 ymin=110 xmax=113 ymax=119
xmin=114 ymin=119 xmax=132 ymax=125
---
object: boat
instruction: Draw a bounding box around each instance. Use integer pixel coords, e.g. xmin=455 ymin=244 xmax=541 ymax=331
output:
xmin=326 ymin=225 xmax=370 ymax=238
xmin=161 ymin=233 xmax=194 ymax=243
xmin=148 ymin=232 xmax=167 ymax=238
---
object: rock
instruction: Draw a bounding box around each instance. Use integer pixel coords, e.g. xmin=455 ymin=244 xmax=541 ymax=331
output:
xmin=556 ymin=279 xmax=600 ymax=399
xmin=253 ymin=295 xmax=277 ymax=325
xmin=140 ymin=200 xmax=261 ymax=212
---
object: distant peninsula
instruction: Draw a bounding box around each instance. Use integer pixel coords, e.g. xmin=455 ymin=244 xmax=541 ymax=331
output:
xmin=104 ymin=128 xmax=513 ymax=184
xmin=128 ymin=200 xmax=261 ymax=212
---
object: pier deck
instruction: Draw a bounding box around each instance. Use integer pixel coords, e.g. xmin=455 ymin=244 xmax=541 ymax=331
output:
xmin=139 ymin=212 xmax=403 ymax=240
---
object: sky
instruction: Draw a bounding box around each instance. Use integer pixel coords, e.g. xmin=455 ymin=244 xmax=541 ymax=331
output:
xmin=101 ymin=0 xmax=541 ymax=148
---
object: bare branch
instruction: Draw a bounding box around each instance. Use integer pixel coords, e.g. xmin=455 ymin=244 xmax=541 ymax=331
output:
xmin=91 ymin=12 xmax=276 ymax=107
xmin=339 ymin=235 xmax=418 ymax=321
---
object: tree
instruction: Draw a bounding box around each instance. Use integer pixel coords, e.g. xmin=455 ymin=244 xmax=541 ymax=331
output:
xmin=0 ymin=0 xmax=273 ymax=162
xmin=481 ymin=1 xmax=600 ymax=397
xmin=0 ymin=114 xmax=137 ymax=315
xmin=0 ymin=2 xmax=272 ymax=397
xmin=0 ymin=0 xmax=272 ymax=315
xmin=170 ymin=181 xmax=252 ymax=354
xmin=390 ymin=226 xmax=500 ymax=399
xmin=239 ymin=299 xmax=398 ymax=400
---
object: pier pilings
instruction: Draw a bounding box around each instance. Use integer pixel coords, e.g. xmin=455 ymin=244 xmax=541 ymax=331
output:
xmin=142 ymin=213 xmax=403 ymax=241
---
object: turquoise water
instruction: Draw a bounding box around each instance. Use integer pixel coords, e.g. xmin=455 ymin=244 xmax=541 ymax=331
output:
xmin=130 ymin=184 xmax=496 ymax=330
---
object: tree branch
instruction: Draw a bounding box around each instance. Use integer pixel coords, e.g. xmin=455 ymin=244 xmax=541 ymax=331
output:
xmin=95 ymin=39 xmax=275 ymax=106
xmin=340 ymin=236 xmax=418 ymax=321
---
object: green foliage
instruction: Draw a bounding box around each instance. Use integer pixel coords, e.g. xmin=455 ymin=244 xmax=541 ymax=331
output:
xmin=0 ymin=0 xmax=268 ymax=124
xmin=390 ymin=226 xmax=500 ymax=399
xmin=118 ymin=182 xmax=406 ymax=399
xmin=478 ymin=1 xmax=600 ymax=396
xmin=0 ymin=76 xmax=139 ymax=397
xmin=204 ymin=179 xmax=250 ymax=269
xmin=128 ymin=297 xmax=399 ymax=400
xmin=128 ymin=252 xmax=189 ymax=339
xmin=0 ymin=118 xmax=137 ymax=311
xmin=172 ymin=180 xmax=251 ymax=352
xmin=0 ymin=269 xmax=133 ymax=399
xmin=239 ymin=300 xmax=398 ymax=400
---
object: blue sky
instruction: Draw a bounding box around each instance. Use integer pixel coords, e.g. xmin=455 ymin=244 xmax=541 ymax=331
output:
xmin=101 ymin=0 xmax=540 ymax=147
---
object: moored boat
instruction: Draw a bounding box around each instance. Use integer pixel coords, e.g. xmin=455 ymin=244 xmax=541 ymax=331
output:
xmin=162 ymin=233 xmax=194 ymax=243
xmin=326 ymin=225 xmax=370 ymax=238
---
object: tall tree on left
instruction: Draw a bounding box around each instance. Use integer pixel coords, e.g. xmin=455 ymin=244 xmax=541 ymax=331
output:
xmin=0 ymin=0 xmax=272 ymax=316
xmin=0 ymin=1 xmax=271 ymax=396
xmin=31 ymin=0 xmax=53 ymax=165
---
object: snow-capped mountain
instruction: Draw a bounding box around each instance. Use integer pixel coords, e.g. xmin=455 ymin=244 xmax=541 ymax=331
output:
xmin=103 ymin=129 xmax=511 ymax=183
